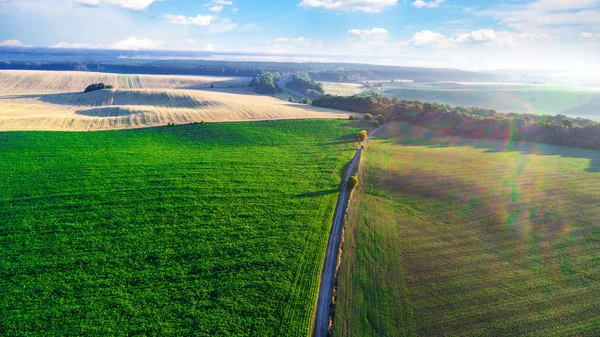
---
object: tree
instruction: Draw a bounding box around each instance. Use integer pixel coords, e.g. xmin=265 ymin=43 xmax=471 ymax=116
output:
xmin=376 ymin=114 xmax=387 ymax=125
xmin=300 ymin=97 xmax=312 ymax=105
xmin=364 ymin=113 xmax=373 ymax=120
xmin=250 ymin=72 xmax=277 ymax=94
xmin=348 ymin=115 xmax=356 ymax=120
xmin=83 ymin=83 xmax=113 ymax=93
xmin=356 ymin=130 xmax=368 ymax=142
xmin=288 ymin=96 xmax=294 ymax=102
xmin=347 ymin=175 xmax=358 ymax=190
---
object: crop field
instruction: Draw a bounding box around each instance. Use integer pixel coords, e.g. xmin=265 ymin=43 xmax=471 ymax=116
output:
xmin=0 ymin=70 xmax=351 ymax=131
xmin=381 ymin=82 xmax=600 ymax=119
xmin=334 ymin=121 xmax=600 ymax=336
xmin=117 ymin=74 xmax=142 ymax=89
xmin=321 ymin=82 xmax=365 ymax=96
xmin=0 ymin=120 xmax=363 ymax=336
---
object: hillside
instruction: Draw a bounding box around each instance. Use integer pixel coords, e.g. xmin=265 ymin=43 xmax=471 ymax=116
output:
xmin=0 ymin=70 xmax=354 ymax=131
xmin=333 ymin=121 xmax=600 ymax=336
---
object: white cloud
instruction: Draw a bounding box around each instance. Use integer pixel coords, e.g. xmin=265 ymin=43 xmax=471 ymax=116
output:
xmin=579 ymin=32 xmax=600 ymax=38
xmin=204 ymin=44 xmax=215 ymax=51
xmin=231 ymin=7 xmax=239 ymax=13
xmin=409 ymin=30 xmax=451 ymax=47
xmin=165 ymin=14 xmax=213 ymax=26
xmin=48 ymin=36 xmax=162 ymax=50
xmin=401 ymin=29 xmax=551 ymax=48
xmin=50 ymin=42 xmax=101 ymax=49
xmin=348 ymin=27 xmax=389 ymax=36
xmin=210 ymin=5 xmax=223 ymax=13
xmin=109 ymin=36 xmax=163 ymax=50
xmin=479 ymin=0 xmax=600 ymax=33
xmin=298 ymin=0 xmax=397 ymax=12
xmin=212 ymin=0 xmax=233 ymax=4
xmin=207 ymin=18 xmax=238 ymax=33
xmin=74 ymin=0 xmax=157 ymax=11
xmin=412 ymin=0 xmax=444 ymax=9
xmin=0 ymin=40 xmax=33 ymax=48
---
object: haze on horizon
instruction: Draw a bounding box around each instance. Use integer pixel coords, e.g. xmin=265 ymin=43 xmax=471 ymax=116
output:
xmin=1 ymin=0 xmax=599 ymax=74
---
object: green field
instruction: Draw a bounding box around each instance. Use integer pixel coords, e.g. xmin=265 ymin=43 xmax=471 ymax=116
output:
xmin=0 ymin=120 xmax=362 ymax=336
xmin=334 ymin=121 xmax=600 ymax=336
xmin=381 ymin=82 xmax=600 ymax=119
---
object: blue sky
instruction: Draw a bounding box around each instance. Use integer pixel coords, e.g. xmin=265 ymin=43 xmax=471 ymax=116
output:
xmin=0 ymin=0 xmax=599 ymax=71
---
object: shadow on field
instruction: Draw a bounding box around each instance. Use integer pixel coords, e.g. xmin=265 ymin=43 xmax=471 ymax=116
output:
xmin=296 ymin=189 xmax=338 ymax=198
xmin=378 ymin=121 xmax=600 ymax=173
xmin=1 ymin=91 xmax=210 ymax=109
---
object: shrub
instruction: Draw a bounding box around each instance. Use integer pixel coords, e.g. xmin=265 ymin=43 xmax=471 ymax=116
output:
xmin=356 ymin=130 xmax=368 ymax=142
xmin=288 ymin=96 xmax=294 ymax=102
xmin=376 ymin=114 xmax=387 ymax=125
xmin=300 ymin=97 xmax=312 ymax=105
xmin=349 ymin=115 xmax=356 ymax=120
xmin=83 ymin=83 xmax=113 ymax=93
xmin=347 ymin=175 xmax=358 ymax=190
xmin=364 ymin=113 xmax=373 ymax=120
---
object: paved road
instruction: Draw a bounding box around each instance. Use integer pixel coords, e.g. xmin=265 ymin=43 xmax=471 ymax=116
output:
xmin=313 ymin=125 xmax=385 ymax=337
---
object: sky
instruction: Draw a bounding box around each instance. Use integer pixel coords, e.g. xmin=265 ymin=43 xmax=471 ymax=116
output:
xmin=0 ymin=0 xmax=599 ymax=72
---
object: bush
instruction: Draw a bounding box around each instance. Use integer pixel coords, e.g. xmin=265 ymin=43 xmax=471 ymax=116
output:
xmin=347 ymin=175 xmax=358 ymax=190
xmin=364 ymin=113 xmax=373 ymax=120
xmin=300 ymin=97 xmax=312 ymax=105
xmin=348 ymin=115 xmax=356 ymax=120
xmin=376 ymin=114 xmax=387 ymax=125
xmin=288 ymin=96 xmax=294 ymax=102
xmin=83 ymin=83 xmax=113 ymax=93
xmin=356 ymin=130 xmax=368 ymax=142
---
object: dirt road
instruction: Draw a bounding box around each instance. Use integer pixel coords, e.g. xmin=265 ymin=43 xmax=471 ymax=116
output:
xmin=313 ymin=125 xmax=384 ymax=337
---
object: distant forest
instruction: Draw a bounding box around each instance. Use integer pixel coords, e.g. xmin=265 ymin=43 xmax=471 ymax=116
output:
xmin=0 ymin=48 xmax=497 ymax=83
xmin=313 ymin=94 xmax=600 ymax=151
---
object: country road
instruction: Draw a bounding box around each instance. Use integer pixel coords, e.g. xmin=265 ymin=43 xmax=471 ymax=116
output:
xmin=313 ymin=124 xmax=385 ymax=337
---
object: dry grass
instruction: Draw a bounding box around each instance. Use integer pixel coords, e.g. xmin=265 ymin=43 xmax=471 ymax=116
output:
xmin=0 ymin=70 xmax=354 ymax=131
xmin=321 ymin=82 xmax=365 ymax=96
xmin=0 ymin=70 xmax=118 ymax=94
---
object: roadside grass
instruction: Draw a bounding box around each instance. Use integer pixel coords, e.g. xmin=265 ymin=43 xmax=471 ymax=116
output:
xmin=0 ymin=120 xmax=363 ymax=336
xmin=334 ymin=121 xmax=600 ymax=337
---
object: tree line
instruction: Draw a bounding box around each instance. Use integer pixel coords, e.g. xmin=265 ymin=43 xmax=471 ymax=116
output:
xmin=0 ymin=53 xmax=497 ymax=83
xmin=313 ymin=94 xmax=600 ymax=151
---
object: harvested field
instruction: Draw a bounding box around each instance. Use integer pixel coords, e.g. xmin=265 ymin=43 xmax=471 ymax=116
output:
xmin=321 ymin=82 xmax=365 ymax=96
xmin=0 ymin=70 xmax=117 ymax=94
xmin=0 ymin=70 xmax=353 ymax=131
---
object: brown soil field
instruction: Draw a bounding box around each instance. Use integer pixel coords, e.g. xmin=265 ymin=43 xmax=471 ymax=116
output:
xmin=0 ymin=70 xmax=354 ymax=131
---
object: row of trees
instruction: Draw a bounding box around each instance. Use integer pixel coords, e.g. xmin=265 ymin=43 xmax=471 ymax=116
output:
xmin=313 ymin=94 xmax=600 ymax=151
xmin=0 ymin=55 xmax=497 ymax=83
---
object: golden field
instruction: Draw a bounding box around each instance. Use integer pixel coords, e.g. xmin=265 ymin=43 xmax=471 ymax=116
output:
xmin=0 ymin=70 xmax=354 ymax=131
